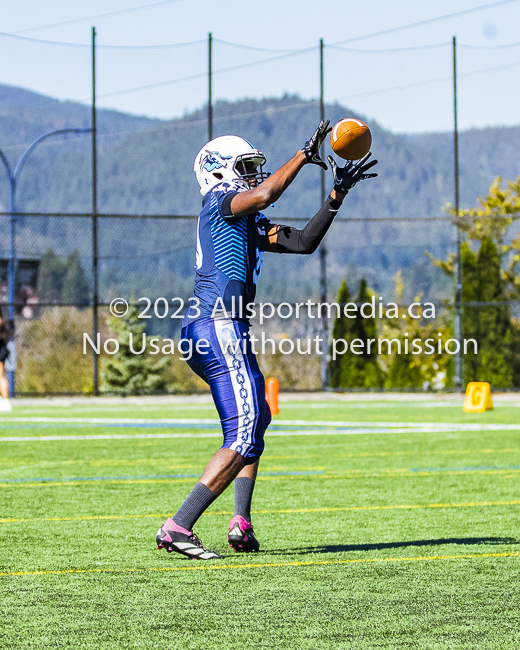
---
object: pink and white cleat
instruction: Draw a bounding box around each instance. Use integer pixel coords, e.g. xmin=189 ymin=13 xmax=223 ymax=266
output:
xmin=156 ymin=518 xmax=221 ymax=560
xmin=227 ymin=515 xmax=260 ymax=552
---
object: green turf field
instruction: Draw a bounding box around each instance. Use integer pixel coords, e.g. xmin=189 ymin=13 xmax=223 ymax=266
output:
xmin=1 ymin=398 xmax=519 ymax=649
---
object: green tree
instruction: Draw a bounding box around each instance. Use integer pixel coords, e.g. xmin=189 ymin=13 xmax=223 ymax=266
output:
xmin=37 ymin=249 xmax=90 ymax=306
xmin=476 ymin=236 xmax=513 ymax=387
xmin=383 ymin=273 xmax=423 ymax=390
xmin=380 ymin=271 xmax=454 ymax=391
xmin=427 ymin=176 xmax=520 ymax=387
xmin=330 ymin=277 xmax=384 ymax=388
xmin=37 ymin=250 xmax=66 ymax=303
xmin=461 ymin=242 xmax=479 ymax=384
xmin=101 ymin=305 xmax=169 ymax=394
xmin=353 ymin=278 xmax=384 ymax=388
xmin=512 ymin=322 xmax=520 ymax=387
xmin=329 ymin=278 xmax=357 ymax=388
xmin=384 ymin=343 xmax=423 ymax=389
xmin=61 ymin=250 xmax=90 ymax=306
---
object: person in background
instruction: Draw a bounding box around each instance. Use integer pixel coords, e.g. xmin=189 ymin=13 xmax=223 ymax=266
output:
xmin=0 ymin=312 xmax=12 ymax=411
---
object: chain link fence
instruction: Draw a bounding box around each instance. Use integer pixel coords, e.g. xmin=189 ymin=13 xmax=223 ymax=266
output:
xmin=8 ymin=213 xmax=520 ymax=394
xmin=1 ymin=31 xmax=519 ymax=394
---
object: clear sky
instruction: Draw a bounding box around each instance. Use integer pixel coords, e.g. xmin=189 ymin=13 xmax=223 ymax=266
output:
xmin=1 ymin=0 xmax=520 ymax=133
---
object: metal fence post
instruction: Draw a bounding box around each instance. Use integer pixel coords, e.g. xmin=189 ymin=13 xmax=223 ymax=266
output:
xmin=92 ymin=26 xmax=99 ymax=395
xmin=453 ymin=35 xmax=463 ymax=392
xmin=208 ymin=32 xmax=213 ymax=142
xmin=319 ymin=38 xmax=329 ymax=389
xmin=7 ymin=170 xmax=15 ymax=396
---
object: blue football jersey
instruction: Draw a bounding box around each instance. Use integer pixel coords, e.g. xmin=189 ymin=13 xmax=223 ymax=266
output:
xmin=183 ymin=182 xmax=272 ymax=325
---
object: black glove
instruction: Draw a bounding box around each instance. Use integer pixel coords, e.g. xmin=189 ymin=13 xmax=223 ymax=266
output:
xmin=301 ymin=119 xmax=332 ymax=170
xmin=327 ymin=152 xmax=378 ymax=194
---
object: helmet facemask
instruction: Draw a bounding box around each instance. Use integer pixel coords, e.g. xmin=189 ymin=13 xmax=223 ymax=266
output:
xmin=234 ymin=154 xmax=271 ymax=188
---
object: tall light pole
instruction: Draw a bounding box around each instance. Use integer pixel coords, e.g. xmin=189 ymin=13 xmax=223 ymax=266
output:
xmin=0 ymin=127 xmax=92 ymax=396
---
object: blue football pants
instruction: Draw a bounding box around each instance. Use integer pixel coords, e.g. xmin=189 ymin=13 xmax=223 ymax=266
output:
xmin=180 ymin=317 xmax=271 ymax=463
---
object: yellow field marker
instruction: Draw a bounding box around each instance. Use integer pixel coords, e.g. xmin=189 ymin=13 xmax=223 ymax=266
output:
xmin=1 ymin=499 xmax=518 ymax=524
xmin=1 ymin=551 xmax=518 ymax=577
xmin=463 ymin=382 xmax=494 ymax=413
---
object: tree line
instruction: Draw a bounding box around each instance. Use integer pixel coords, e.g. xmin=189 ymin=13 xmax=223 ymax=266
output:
xmin=330 ymin=176 xmax=520 ymax=389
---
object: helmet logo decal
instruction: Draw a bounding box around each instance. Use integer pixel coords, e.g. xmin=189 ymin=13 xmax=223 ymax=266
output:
xmin=202 ymin=150 xmax=232 ymax=172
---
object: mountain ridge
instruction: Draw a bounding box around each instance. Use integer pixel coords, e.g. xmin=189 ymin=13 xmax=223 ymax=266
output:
xmin=0 ymin=85 xmax=519 ymax=217
xmin=1 ymin=85 xmax=519 ymax=303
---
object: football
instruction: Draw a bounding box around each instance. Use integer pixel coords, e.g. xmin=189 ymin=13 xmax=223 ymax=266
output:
xmin=330 ymin=118 xmax=372 ymax=160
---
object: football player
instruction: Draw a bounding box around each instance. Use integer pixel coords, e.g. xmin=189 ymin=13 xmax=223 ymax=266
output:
xmin=156 ymin=120 xmax=377 ymax=559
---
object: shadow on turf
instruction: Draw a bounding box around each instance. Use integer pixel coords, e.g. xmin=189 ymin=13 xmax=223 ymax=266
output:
xmin=266 ymin=537 xmax=520 ymax=556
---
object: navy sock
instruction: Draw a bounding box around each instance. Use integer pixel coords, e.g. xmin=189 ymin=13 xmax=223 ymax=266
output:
xmin=173 ymin=482 xmax=217 ymax=531
xmin=234 ymin=477 xmax=255 ymax=522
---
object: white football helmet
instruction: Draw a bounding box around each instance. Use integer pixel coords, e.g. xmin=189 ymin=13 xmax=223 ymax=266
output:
xmin=194 ymin=135 xmax=271 ymax=196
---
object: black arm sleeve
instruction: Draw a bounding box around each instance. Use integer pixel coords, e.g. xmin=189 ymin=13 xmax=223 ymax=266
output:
xmin=220 ymin=191 xmax=239 ymax=218
xmin=275 ymin=195 xmax=342 ymax=254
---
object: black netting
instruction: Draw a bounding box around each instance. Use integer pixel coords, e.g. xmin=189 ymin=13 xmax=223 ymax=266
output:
xmin=1 ymin=32 xmax=519 ymax=394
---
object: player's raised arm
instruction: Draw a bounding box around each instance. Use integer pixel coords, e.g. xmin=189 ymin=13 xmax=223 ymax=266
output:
xmin=229 ymin=120 xmax=332 ymax=218
xmin=266 ymin=152 xmax=378 ymax=254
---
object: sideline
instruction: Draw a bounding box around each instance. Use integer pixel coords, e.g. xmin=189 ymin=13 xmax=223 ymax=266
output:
xmin=6 ymin=392 xmax=520 ymax=407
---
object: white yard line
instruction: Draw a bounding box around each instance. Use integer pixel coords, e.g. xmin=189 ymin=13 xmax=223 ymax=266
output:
xmin=286 ymin=402 xmax=466 ymax=408
xmin=1 ymin=417 xmax=520 ymax=431
xmin=0 ymin=424 xmax=516 ymax=442
xmin=276 ymin=420 xmax=520 ymax=431
xmin=0 ymin=417 xmax=219 ymax=424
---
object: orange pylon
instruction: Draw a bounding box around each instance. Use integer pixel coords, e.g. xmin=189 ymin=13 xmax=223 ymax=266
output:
xmin=265 ymin=377 xmax=279 ymax=415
